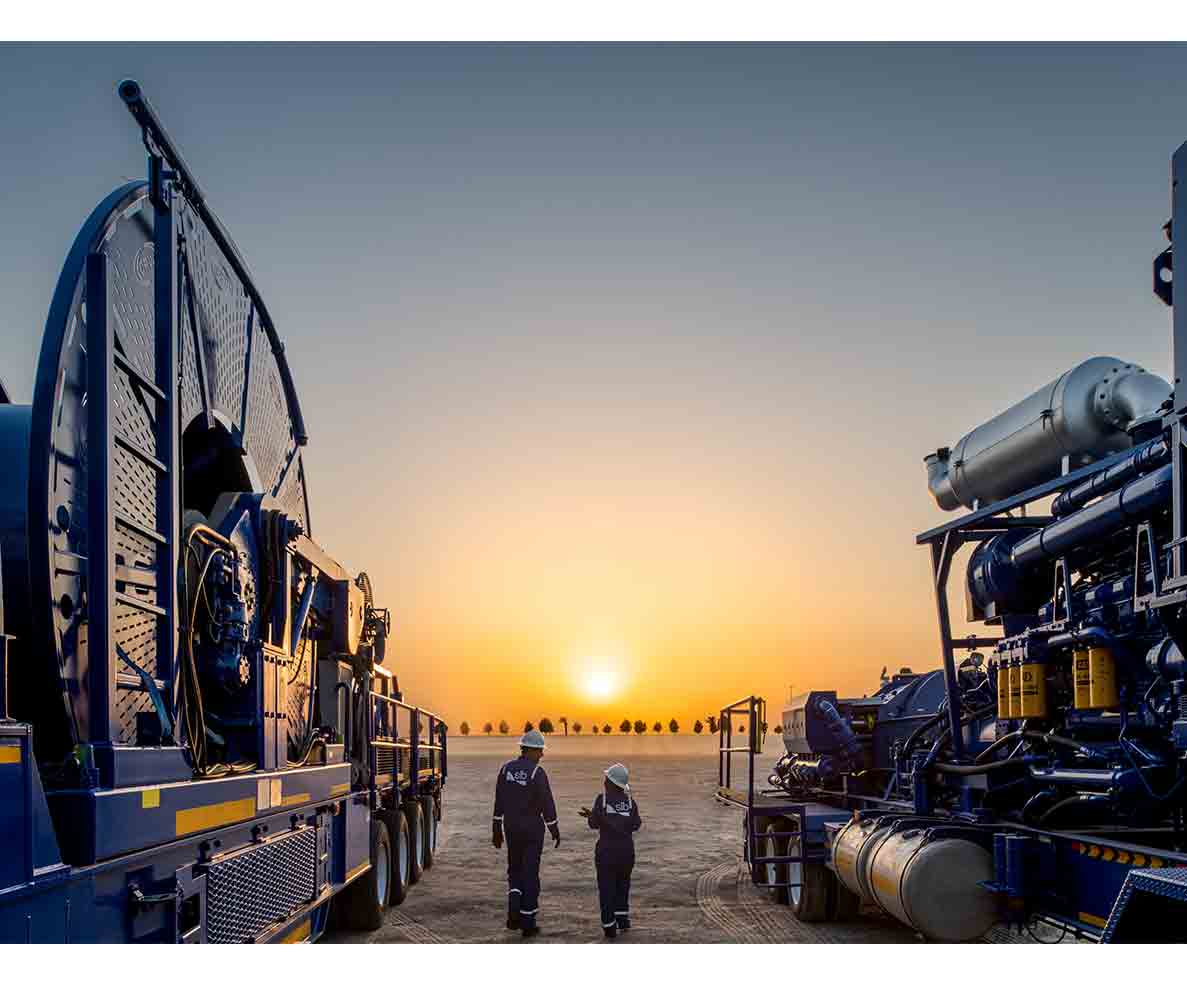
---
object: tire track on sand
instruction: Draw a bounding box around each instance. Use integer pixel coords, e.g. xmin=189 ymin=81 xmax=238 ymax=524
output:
xmin=695 ymin=862 xmax=768 ymax=943
xmin=386 ymin=910 xmax=452 ymax=944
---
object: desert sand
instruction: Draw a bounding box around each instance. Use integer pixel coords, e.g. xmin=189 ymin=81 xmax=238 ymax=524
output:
xmin=325 ymin=736 xmax=1034 ymax=943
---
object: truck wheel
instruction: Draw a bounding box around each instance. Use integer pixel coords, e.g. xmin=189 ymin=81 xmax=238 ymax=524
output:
xmin=790 ymin=849 xmax=835 ymax=924
xmin=748 ymin=816 xmax=770 ymax=883
xmin=831 ymin=879 xmax=861 ymax=921
xmin=420 ymin=795 xmax=438 ymax=869
xmin=748 ymin=815 xmax=768 ymax=868
xmin=386 ymin=809 xmax=411 ymax=906
xmin=762 ymin=819 xmax=790 ymax=905
xmin=405 ymin=800 xmax=425 ymax=884
xmin=339 ymin=814 xmax=392 ymax=930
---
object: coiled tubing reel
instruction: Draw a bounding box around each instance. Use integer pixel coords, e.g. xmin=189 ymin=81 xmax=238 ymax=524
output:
xmin=0 ymin=81 xmax=349 ymax=786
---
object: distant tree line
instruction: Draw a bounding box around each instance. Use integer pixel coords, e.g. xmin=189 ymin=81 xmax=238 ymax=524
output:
xmin=455 ymin=715 xmax=743 ymax=736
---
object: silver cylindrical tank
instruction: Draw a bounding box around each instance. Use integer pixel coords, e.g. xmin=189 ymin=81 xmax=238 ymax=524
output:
xmin=925 ymin=357 xmax=1170 ymax=511
xmin=832 ymin=817 xmax=893 ymax=904
xmin=866 ymin=829 xmax=997 ymax=941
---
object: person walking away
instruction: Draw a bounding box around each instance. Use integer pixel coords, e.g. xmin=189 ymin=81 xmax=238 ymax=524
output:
xmin=492 ymin=729 xmax=561 ymax=937
xmin=579 ymin=762 xmax=641 ymax=938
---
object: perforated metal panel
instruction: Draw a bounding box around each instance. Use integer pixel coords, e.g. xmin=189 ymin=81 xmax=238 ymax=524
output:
xmin=205 ymin=827 xmax=317 ymax=944
xmin=176 ymin=200 xmax=310 ymax=533
xmin=26 ymin=182 xmax=313 ymax=754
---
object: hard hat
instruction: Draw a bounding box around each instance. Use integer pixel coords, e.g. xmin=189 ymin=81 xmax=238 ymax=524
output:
xmin=604 ymin=763 xmax=630 ymax=791
xmin=519 ymin=729 xmax=547 ymax=749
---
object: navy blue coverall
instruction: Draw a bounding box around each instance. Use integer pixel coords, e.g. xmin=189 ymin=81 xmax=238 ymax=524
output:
xmin=587 ymin=784 xmax=642 ymax=930
xmin=493 ymin=756 xmax=559 ymax=929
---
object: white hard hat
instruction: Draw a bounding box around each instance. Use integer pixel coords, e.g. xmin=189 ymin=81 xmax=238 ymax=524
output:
xmin=519 ymin=729 xmax=547 ymax=749
xmin=604 ymin=763 xmax=630 ymax=791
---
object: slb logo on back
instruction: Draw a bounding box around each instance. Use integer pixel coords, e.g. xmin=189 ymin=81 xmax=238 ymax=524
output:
xmin=506 ymin=769 xmax=531 ymax=786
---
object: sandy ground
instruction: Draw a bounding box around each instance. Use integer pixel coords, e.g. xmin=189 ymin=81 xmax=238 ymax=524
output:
xmin=325 ymin=735 xmax=1032 ymax=944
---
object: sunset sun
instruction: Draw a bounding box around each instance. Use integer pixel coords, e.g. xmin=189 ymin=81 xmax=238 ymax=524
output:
xmin=582 ymin=668 xmax=619 ymax=701
xmin=571 ymin=639 xmax=629 ymax=703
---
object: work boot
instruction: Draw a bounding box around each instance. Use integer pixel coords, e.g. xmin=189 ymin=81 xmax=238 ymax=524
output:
xmin=506 ymin=914 xmax=520 ymax=930
xmin=616 ymin=916 xmax=631 ymax=932
xmin=521 ymin=925 xmax=540 ymax=938
xmin=603 ymin=925 xmax=617 ymax=939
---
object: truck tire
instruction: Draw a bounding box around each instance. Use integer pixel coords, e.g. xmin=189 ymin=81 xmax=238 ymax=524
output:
xmin=405 ymin=799 xmax=425 ymax=884
xmin=790 ymin=855 xmax=835 ymax=923
xmin=339 ymin=813 xmax=392 ymax=931
xmin=757 ymin=818 xmax=790 ymax=904
xmin=748 ymin=815 xmax=769 ymax=875
xmin=386 ymin=809 xmax=411 ymax=906
xmin=420 ymin=795 xmax=438 ymax=869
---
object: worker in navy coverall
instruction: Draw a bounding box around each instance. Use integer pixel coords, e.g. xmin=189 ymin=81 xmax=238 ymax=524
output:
xmin=579 ymin=762 xmax=642 ymax=938
xmin=492 ymin=729 xmax=560 ymax=937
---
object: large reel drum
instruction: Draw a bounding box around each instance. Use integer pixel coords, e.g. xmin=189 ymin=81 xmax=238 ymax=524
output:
xmin=1 ymin=169 xmax=313 ymax=770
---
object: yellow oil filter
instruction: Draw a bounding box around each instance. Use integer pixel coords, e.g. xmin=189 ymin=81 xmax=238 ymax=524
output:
xmin=1087 ymin=646 xmax=1119 ymax=710
xmin=1008 ymin=657 xmax=1022 ymax=719
xmin=996 ymin=660 xmax=1011 ymax=720
xmin=1073 ymin=648 xmax=1092 ymax=710
xmin=1019 ymin=657 xmax=1047 ymax=718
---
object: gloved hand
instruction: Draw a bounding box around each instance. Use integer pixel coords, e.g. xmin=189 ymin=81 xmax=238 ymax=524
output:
xmin=577 ymin=807 xmax=592 ymax=818
xmin=552 ymin=830 xmax=561 ymax=849
xmin=492 ymin=824 xmax=503 ymax=849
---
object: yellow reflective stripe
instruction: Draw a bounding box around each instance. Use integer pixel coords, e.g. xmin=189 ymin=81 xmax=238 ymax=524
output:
xmin=0 ymin=746 xmax=21 ymax=765
xmin=1079 ymin=911 xmax=1107 ymax=929
xmin=175 ymin=797 xmax=256 ymax=836
xmin=280 ymin=920 xmax=310 ymax=943
xmin=281 ymin=793 xmax=311 ymax=807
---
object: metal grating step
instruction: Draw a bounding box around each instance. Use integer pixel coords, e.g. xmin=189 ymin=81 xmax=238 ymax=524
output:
xmin=204 ymin=827 xmax=318 ymax=944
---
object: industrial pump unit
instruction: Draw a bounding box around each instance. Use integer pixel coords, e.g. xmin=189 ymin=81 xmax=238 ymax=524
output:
xmin=0 ymin=83 xmax=446 ymax=942
xmin=718 ymin=141 xmax=1187 ymax=942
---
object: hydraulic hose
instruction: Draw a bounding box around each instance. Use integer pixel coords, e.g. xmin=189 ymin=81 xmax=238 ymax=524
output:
xmin=975 ymin=729 xmax=1103 ymax=765
xmin=900 ymin=709 xmax=948 ymax=761
xmin=1035 ymin=793 xmax=1111 ymax=828
xmin=932 ymin=755 xmax=1045 ymax=776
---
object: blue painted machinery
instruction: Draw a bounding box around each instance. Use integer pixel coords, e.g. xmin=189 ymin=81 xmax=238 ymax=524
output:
xmin=719 ymin=137 xmax=1187 ymax=943
xmin=0 ymin=82 xmax=446 ymax=942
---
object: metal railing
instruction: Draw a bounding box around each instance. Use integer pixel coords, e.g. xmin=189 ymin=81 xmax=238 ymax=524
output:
xmin=714 ymin=694 xmax=805 ymax=890
xmin=717 ymin=694 xmax=766 ymax=803
xmin=368 ymin=690 xmax=447 ymax=797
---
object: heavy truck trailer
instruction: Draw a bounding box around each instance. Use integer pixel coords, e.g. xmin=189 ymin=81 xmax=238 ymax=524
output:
xmin=0 ymin=81 xmax=446 ymax=943
xmin=716 ymin=136 xmax=1187 ymax=944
